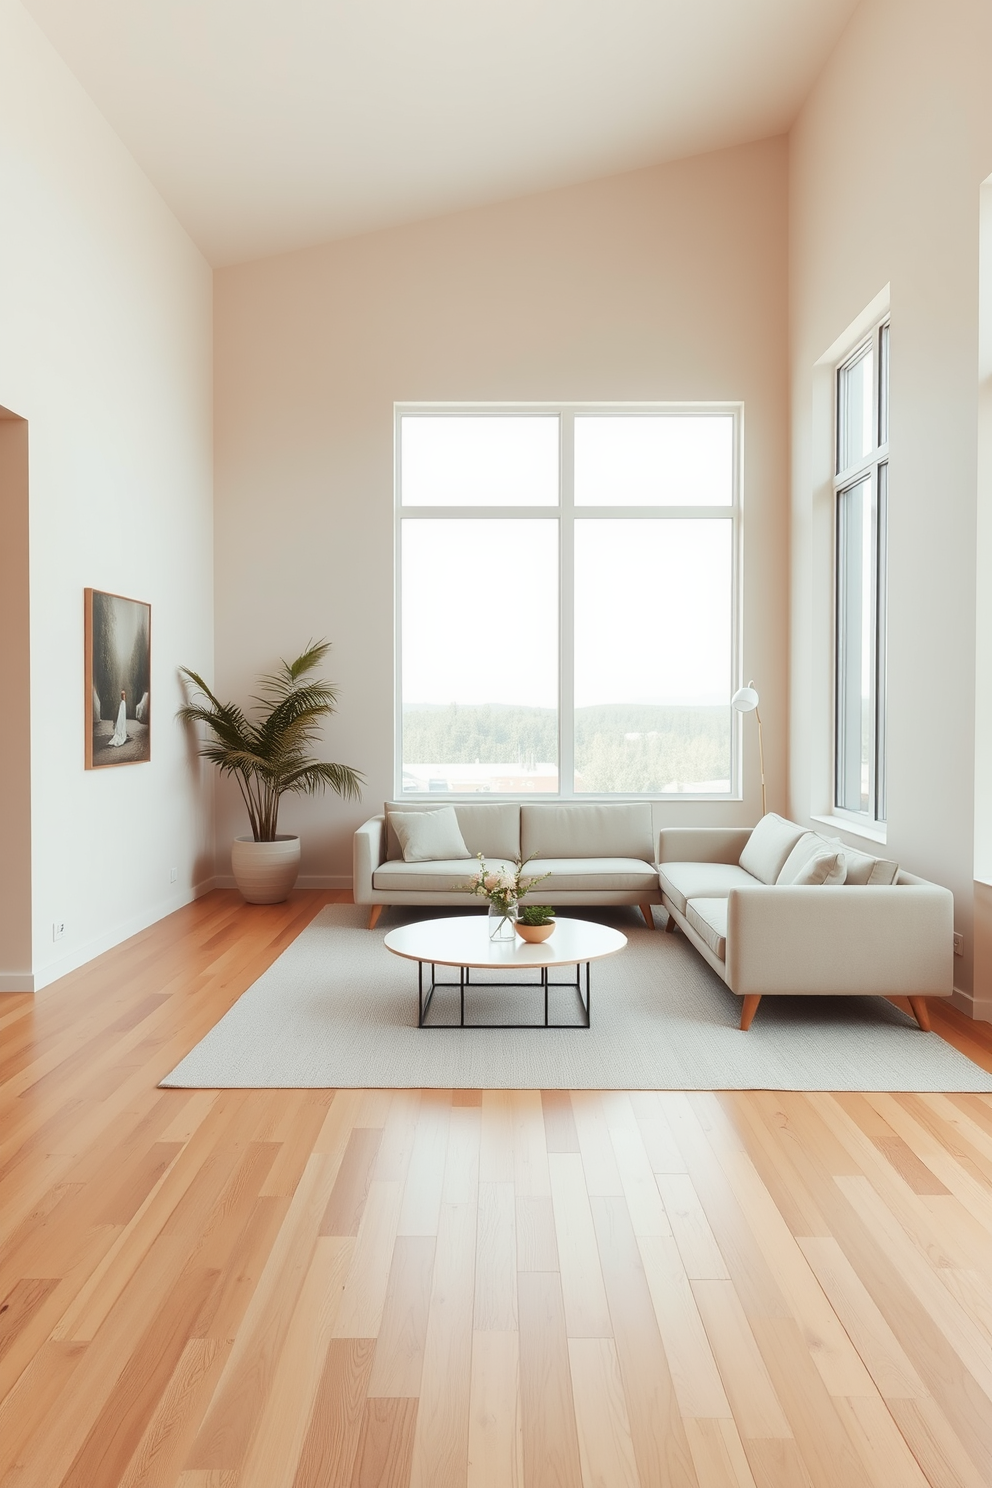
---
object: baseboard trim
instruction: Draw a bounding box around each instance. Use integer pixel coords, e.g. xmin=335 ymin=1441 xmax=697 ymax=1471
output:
xmin=213 ymin=874 xmax=352 ymax=891
xmin=0 ymin=972 xmax=35 ymax=993
xmin=31 ymin=879 xmax=218 ymax=992
xmin=950 ymin=985 xmax=992 ymax=1023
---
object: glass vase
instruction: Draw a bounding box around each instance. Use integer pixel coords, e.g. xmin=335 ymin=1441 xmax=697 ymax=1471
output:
xmin=488 ymin=900 xmax=517 ymax=941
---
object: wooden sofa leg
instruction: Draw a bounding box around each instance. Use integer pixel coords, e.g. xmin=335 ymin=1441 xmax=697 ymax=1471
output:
xmin=740 ymin=994 xmax=761 ymax=1031
xmin=664 ymin=911 xmax=678 ymax=933
xmin=908 ymin=995 xmax=931 ymax=1032
xmin=368 ymin=905 xmax=385 ymax=931
xmin=640 ymin=903 xmax=655 ymax=930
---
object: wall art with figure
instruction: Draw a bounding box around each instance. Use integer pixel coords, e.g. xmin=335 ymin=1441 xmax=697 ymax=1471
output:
xmin=85 ymin=589 xmax=151 ymax=767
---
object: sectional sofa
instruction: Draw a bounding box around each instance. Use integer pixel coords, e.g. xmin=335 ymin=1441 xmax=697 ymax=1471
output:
xmin=353 ymin=803 xmax=955 ymax=1031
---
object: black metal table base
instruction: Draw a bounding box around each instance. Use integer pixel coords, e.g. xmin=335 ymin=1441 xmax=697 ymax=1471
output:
xmin=417 ymin=961 xmax=592 ymax=1029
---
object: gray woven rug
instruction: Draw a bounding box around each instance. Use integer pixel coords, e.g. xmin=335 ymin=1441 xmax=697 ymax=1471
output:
xmin=160 ymin=905 xmax=992 ymax=1091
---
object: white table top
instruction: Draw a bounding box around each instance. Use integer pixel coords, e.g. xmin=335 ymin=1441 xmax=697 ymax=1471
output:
xmin=383 ymin=915 xmax=627 ymax=971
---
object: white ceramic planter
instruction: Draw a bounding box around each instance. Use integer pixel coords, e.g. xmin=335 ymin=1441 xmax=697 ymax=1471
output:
xmin=231 ymin=834 xmax=301 ymax=903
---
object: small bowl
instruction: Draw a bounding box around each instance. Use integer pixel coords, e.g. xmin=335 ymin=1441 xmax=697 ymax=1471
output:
xmin=514 ymin=920 xmax=555 ymax=943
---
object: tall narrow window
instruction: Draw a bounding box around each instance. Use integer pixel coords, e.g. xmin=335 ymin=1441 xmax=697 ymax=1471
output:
xmin=835 ymin=322 xmax=888 ymax=822
xmin=396 ymin=406 xmax=740 ymax=797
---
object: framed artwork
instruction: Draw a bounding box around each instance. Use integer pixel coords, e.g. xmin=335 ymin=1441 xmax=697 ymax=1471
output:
xmin=85 ymin=589 xmax=151 ymax=768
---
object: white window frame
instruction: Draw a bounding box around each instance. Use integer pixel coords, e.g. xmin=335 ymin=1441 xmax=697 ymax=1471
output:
xmin=394 ymin=402 xmax=744 ymax=800
xmin=833 ymin=321 xmax=889 ymax=828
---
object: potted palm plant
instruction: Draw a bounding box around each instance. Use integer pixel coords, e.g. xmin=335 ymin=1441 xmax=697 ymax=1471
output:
xmin=179 ymin=640 xmax=363 ymax=903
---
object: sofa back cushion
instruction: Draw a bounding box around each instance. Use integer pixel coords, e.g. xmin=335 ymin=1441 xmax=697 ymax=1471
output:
xmin=777 ymin=831 xmax=893 ymax=887
xmin=776 ymin=832 xmax=819 ymax=884
xmin=521 ymin=803 xmax=654 ymax=862
xmin=385 ymin=802 xmax=520 ymax=862
xmin=776 ymin=831 xmax=842 ymax=885
xmin=738 ymin=813 xmax=806 ymax=884
xmin=827 ymin=839 xmax=899 ymax=886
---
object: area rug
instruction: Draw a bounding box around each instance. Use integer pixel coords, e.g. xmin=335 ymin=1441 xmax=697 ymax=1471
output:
xmin=160 ymin=905 xmax=992 ymax=1092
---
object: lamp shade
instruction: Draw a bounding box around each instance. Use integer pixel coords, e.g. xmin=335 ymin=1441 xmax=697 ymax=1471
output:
xmin=732 ymin=683 xmax=759 ymax=713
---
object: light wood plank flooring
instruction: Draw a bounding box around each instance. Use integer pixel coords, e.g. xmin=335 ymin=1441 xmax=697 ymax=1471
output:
xmin=1 ymin=888 xmax=992 ymax=1487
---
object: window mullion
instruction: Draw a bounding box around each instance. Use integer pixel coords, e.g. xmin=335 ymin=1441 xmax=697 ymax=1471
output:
xmin=402 ymin=505 xmax=559 ymax=520
xmin=834 ymin=444 xmax=888 ymax=490
xmin=573 ymin=505 xmax=731 ymax=520
xmin=559 ymin=411 xmax=575 ymax=798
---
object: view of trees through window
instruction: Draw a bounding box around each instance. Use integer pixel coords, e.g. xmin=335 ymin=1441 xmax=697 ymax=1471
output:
xmin=397 ymin=409 xmax=738 ymax=796
xmin=401 ymin=704 xmax=731 ymax=794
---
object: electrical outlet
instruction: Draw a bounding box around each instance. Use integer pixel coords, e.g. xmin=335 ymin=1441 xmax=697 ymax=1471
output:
xmin=52 ymin=921 xmax=65 ymax=942
xmin=953 ymin=931 xmax=964 ymax=957
xmin=170 ymin=867 xmax=178 ymax=884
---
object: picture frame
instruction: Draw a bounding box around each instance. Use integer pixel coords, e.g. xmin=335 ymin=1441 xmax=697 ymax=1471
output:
xmin=84 ymin=588 xmax=151 ymax=768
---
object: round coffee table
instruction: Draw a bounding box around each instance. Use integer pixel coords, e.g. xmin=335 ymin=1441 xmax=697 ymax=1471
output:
xmin=383 ymin=915 xmax=627 ymax=1029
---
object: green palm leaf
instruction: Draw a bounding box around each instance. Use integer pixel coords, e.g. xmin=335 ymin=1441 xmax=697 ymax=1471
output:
xmin=279 ymin=761 xmax=364 ymax=798
xmin=177 ymin=643 xmax=363 ymax=840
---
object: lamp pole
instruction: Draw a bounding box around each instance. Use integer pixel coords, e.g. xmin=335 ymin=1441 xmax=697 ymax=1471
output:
xmin=731 ymin=680 xmax=766 ymax=818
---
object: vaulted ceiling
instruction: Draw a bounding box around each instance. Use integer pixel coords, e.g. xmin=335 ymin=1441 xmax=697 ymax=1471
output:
xmin=23 ymin=0 xmax=860 ymax=265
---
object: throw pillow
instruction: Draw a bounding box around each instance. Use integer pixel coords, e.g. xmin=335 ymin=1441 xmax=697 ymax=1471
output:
xmin=389 ymin=807 xmax=471 ymax=863
xmin=825 ymin=838 xmax=899 ymax=886
xmin=739 ymin=813 xmax=806 ymax=884
xmin=776 ymin=832 xmax=823 ymax=885
xmin=791 ymin=849 xmax=847 ymax=886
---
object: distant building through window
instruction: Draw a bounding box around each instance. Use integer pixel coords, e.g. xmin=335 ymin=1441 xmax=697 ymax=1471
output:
xmin=395 ymin=406 xmax=741 ymax=798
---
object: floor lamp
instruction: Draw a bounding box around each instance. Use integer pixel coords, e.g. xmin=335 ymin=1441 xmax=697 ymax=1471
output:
xmin=732 ymin=681 xmax=766 ymax=818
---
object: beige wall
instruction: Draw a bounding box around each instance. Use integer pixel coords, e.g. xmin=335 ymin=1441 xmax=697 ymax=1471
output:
xmin=214 ymin=137 xmax=790 ymax=881
xmin=789 ymin=0 xmax=992 ymax=1014
xmin=0 ymin=0 xmax=214 ymax=989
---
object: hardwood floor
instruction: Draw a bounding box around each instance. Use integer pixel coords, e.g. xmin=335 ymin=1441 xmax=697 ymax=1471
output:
xmin=1 ymin=888 xmax=992 ymax=1487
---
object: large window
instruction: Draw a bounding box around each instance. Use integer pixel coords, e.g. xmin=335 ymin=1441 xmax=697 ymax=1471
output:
xmin=396 ymin=407 xmax=739 ymax=797
xmin=834 ymin=322 xmax=888 ymax=822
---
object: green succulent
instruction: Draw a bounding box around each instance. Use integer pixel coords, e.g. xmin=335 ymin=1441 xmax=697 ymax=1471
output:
xmin=518 ymin=904 xmax=555 ymax=926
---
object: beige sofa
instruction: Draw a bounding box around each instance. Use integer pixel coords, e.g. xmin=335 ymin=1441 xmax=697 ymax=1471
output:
xmin=659 ymin=815 xmax=954 ymax=1031
xmin=354 ymin=800 xmax=661 ymax=930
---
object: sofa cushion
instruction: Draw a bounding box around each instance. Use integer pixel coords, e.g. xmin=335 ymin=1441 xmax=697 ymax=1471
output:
xmin=373 ymin=857 xmax=517 ymax=893
xmin=825 ymin=838 xmax=899 ymax=886
xmin=776 ymin=832 xmax=823 ymax=884
xmin=778 ymin=830 xmax=894 ymax=888
xmin=521 ymin=802 xmax=654 ymax=863
xmin=659 ymin=861 xmax=757 ymax=916
xmin=389 ymin=807 xmax=470 ymax=863
xmin=792 ymin=849 xmax=847 ymax=886
xmin=686 ymin=898 xmax=728 ymax=960
xmin=385 ymin=802 xmax=520 ymax=862
xmin=518 ymin=857 xmax=658 ymax=894
xmin=738 ymin=813 xmax=806 ymax=884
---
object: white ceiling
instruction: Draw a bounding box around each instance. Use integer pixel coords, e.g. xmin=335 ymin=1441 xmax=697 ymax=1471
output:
xmin=23 ymin=0 xmax=860 ymax=267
